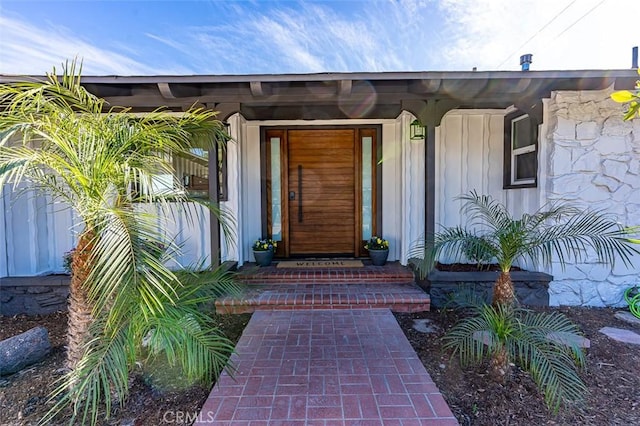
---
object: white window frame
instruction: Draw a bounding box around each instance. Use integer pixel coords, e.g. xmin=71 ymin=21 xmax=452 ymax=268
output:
xmin=509 ymin=114 xmax=537 ymax=186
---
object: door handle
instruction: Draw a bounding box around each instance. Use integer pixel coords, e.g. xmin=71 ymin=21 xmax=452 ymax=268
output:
xmin=289 ymin=191 xmax=296 ymax=200
xmin=298 ymin=165 xmax=303 ymax=223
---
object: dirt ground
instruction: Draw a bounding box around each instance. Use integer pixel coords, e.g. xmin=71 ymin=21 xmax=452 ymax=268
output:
xmin=395 ymin=306 xmax=640 ymax=426
xmin=1 ymin=307 xmax=638 ymax=425
xmin=0 ymin=312 xmax=250 ymax=426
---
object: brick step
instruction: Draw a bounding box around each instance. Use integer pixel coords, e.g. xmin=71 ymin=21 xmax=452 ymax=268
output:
xmin=237 ymin=262 xmax=416 ymax=285
xmin=215 ymin=283 xmax=430 ymax=314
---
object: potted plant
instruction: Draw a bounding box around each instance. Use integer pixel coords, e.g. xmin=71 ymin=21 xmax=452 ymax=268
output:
xmin=365 ymin=236 xmax=389 ymax=266
xmin=252 ymin=238 xmax=277 ymax=266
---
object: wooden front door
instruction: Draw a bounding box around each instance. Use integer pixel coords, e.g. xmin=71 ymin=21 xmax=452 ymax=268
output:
xmin=288 ymin=129 xmax=356 ymax=255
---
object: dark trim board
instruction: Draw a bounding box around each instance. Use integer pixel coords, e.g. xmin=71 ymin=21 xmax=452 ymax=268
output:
xmin=4 ymin=70 xmax=633 ymax=120
xmin=424 ymin=126 xmax=436 ymax=248
xmin=208 ymin=145 xmax=221 ymax=268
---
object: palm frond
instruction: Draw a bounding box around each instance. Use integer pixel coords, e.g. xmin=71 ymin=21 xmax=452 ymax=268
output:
xmin=411 ymin=226 xmax=500 ymax=279
xmin=42 ymin=317 xmax=135 ymax=426
xmin=412 ymin=192 xmax=639 ymax=284
xmin=134 ymin=265 xmax=242 ymax=382
xmin=523 ymin=210 xmax=640 ymax=270
xmin=443 ymin=304 xmax=588 ymax=412
xmin=2 ymin=59 xmax=239 ymax=426
xmin=138 ymin=307 xmax=236 ymax=385
xmin=187 ymin=198 xmax=238 ymax=252
xmin=511 ymin=310 xmax=587 ymax=411
xmin=442 ymin=306 xmax=496 ymax=366
xmin=458 ymin=190 xmax=513 ymax=232
xmin=86 ymin=210 xmax=181 ymax=322
xmin=173 ymin=265 xmax=243 ymax=303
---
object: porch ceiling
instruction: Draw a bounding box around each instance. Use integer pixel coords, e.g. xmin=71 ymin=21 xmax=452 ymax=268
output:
xmin=1 ymin=69 xmax=636 ymax=122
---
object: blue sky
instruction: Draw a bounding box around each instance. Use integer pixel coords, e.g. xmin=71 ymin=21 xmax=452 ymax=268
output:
xmin=0 ymin=0 xmax=638 ymax=76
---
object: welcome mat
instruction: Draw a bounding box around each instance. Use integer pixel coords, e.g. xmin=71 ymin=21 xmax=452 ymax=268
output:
xmin=276 ymin=260 xmax=364 ymax=268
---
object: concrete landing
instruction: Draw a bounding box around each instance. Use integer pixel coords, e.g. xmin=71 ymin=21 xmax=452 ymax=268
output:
xmin=196 ymin=309 xmax=458 ymax=425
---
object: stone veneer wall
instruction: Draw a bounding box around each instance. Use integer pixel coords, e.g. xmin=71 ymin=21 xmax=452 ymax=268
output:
xmin=545 ymin=87 xmax=640 ymax=306
xmin=0 ymin=276 xmax=70 ymax=315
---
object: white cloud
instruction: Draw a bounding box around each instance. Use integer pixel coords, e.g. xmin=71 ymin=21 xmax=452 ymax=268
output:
xmin=1 ymin=0 xmax=637 ymax=76
xmin=144 ymin=33 xmax=187 ymax=53
xmin=437 ymin=0 xmax=639 ymax=71
xmin=177 ymin=1 xmax=442 ymax=74
xmin=178 ymin=0 xmax=637 ymax=74
xmin=0 ymin=14 xmax=159 ymax=75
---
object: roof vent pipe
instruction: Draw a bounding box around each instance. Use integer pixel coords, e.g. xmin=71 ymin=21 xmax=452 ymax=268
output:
xmin=520 ymin=54 xmax=533 ymax=71
xmin=632 ymin=46 xmax=638 ymax=69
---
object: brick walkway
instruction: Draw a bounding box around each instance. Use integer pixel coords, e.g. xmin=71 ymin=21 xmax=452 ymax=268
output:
xmin=196 ymin=309 xmax=458 ymax=425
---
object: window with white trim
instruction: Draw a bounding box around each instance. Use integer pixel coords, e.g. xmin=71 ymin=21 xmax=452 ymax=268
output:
xmin=504 ymin=111 xmax=537 ymax=188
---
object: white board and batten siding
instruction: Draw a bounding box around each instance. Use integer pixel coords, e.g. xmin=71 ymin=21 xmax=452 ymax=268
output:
xmin=2 ymin=185 xmax=56 ymax=276
xmin=398 ymin=112 xmax=425 ymax=264
xmin=0 ymin=114 xmax=252 ymax=278
xmin=219 ymin=113 xmax=244 ymax=264
xmin=1 ymin=196 xmax=214 ymax=277
xmin=434 ymin=110 xmax=541 ymax=264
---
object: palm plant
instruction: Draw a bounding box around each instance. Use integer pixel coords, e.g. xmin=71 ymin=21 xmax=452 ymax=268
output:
xmin=414 ymin=191 xmax=640 ymax=307
xmin=444 ymin=303 xmax=587 ymax=411
xmin=0 ymin=61 xmax=239 ymax=424
xmin=412 ymin=191 xmax=639 ymax=409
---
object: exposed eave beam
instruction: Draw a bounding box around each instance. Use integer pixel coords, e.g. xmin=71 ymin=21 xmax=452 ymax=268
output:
xmin=82 ymin=83 xmax=132 ymax=97
xmin=239 ymin=104 xmax=402 ymax=121
xmin=250 ymin=81 xmax=263 ymax=96
xmin=211 ymin=103 xmax=241 ymax=121
xmin=409 ymin=79 xmax=442 ymax=94
xmin=157 ymin=82 xmax=175 ymax=99
xmin=151 ymin=82 xmax=204 ymax=99
xmin=250 ymin=81 xmax=272 ymax=97
xmin=338 ymin=80 xmax=352 ymax=96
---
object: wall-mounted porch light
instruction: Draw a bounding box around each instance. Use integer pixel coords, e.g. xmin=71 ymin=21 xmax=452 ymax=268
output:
xmin=410 ymin=119 xmax=425 ymax=140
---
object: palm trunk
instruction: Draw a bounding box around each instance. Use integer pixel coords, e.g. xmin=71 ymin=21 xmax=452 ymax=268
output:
xmin=66 ymin=231 xmax=95 ymax=370
xmin=492 ymin=271 xmax=516 ymax=307
xmin=489 ymin=345 xmax=510 ymax=383
xmin=490 ymin=273 xmax=515 ymax=383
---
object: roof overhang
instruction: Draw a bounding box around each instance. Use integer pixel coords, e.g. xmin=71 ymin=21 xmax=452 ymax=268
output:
xmin=1 ymin=69 xmax=636 ymax=124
